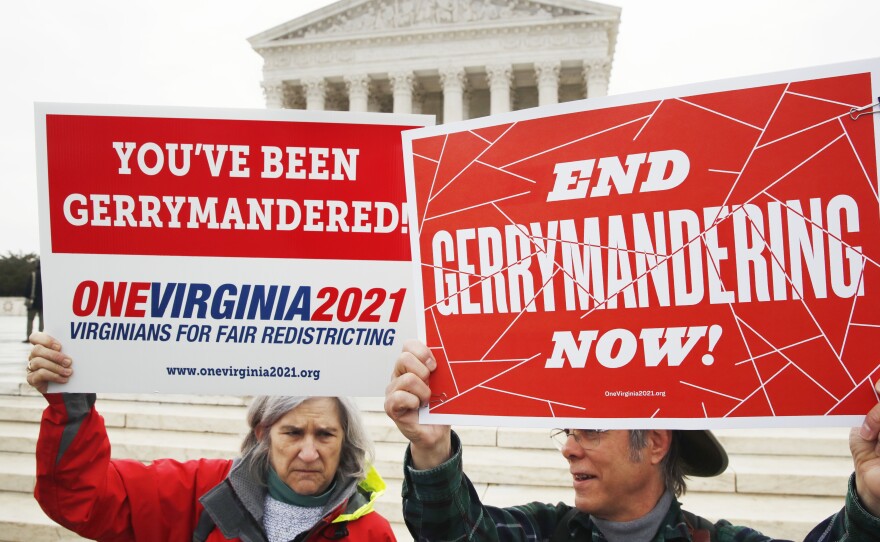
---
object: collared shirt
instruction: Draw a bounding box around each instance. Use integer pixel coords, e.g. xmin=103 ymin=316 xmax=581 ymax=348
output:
xmin=400 ymin=431 xmax=880 ymax=542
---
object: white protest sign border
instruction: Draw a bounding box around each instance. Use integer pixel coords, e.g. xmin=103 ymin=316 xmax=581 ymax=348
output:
xmin=35 ymin=103 xmax=433 ymax=395
xmin=403 ymin=58 xmax=880 ymax=429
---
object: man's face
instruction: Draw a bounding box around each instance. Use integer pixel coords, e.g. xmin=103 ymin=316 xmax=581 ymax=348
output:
xmin=561 ymin=429 xmax=667 ymax=521
xmin=267 ymin=397 xmax=344 ymax=495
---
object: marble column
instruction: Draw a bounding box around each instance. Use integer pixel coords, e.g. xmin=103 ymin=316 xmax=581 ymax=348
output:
xmin=390 ymin=71 xmax=415 ymax=114
xmin=286 ymin=85 xmax=306 ymax=110
xmin=412 ymin=86 xmax=425 ymax=115
xmin=535 ymin=61 xmax=560 ymax=106
xmin=345 ymin=74 xmax=370 ymax=112
xmin=439 ymin=66 xmax=466 ymax=123
xmin=586 ymin=59 xmax=610 ymax=98
xmin=486 ymin=64 xmax=512 ymax=115
xmin=302 ymin=76 xmax=327 ymax=110
xmin=261 ymin=81 xmax=285 ymax=109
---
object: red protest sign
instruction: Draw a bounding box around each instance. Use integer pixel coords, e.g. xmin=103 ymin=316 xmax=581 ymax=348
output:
xmin=46 ymin=113 xmax=413 ymax=261
xmin=404 ymin=60 xmax=880 ymax=427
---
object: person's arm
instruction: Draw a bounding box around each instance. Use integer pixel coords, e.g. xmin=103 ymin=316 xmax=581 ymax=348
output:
xmin=830 ymin=380 xmax=880 ymax=540
xmin=384 ymin=339 xmax=452 ymax=469
xmin=385 ymin=340 xmax=570 ymax=541
xmin=851 ymin=382 xmax=880 ymax=517
xmin=27 ymin=333 xmax=230 ymax=540
xmin=798 ymin=473 xmax=880 ymax=542
xmin=25 ymin=332 xmax=71 ymax=393
xmin=401 ymin=430 xmax=570 ymax=541
xmin=800 ymin=380 xmax=880 ymax=541
xmin=34 ymin=391 xmax=137 ymax=540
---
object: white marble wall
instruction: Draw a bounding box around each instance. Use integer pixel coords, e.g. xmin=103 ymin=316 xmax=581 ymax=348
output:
xmin=0 ymin=298 xmax=26 ymax=317
xmin=268 ymin=59 xmax=604 ymax=122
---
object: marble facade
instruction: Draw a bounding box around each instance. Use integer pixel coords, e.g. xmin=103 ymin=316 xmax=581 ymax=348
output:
xmin=249 ymin=0 xmax=621 ymax=123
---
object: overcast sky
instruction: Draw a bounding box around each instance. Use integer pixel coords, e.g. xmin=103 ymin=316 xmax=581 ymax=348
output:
xmin=3 ymin=0 xmax=879 ymax=255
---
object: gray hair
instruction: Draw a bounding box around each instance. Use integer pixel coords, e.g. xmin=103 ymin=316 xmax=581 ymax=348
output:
xmin=240 ymin=396 xmax=374 ymax=486
xmin=628 ymin=430 xmax=687 ymax=497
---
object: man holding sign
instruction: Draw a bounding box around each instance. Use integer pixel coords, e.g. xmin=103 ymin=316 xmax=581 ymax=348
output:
xmin=400 ymin=59 xmax=880 ymax=429
xmin=385 ymin=339 xmax=880 ymax=542
xmin=387 ymin=58 xmax=880 ymax=540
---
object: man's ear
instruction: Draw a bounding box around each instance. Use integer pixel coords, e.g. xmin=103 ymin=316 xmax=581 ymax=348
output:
xmin=255 ymin=426 xmax=265 ymax=441
xmin=646 ymin=429 xmax=672 ymax=466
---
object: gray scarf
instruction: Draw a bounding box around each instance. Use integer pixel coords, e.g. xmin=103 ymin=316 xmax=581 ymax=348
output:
xmin=591 ymin=490 xmax=673 ymax=542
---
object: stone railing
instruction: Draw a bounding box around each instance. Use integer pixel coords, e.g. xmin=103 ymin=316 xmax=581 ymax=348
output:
xmin=0 ymin=297 xmax=27 ymax=317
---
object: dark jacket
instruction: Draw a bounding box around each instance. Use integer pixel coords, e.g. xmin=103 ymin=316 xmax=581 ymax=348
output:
xmin=25 ymin=266 xmax=42 ymax=310
xmin=401 ymin=431 xmax=880 ymax=542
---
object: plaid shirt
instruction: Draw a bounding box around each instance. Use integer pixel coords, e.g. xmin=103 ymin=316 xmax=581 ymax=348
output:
xmin=400 ymin=432 xmax=880 ymax=542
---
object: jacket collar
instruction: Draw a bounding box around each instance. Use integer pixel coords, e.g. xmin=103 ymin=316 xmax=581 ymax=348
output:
xmin=199 ymin=460 xmax=387 ymax=541
xmin=565 ymin=498 xmax=695 ymax=541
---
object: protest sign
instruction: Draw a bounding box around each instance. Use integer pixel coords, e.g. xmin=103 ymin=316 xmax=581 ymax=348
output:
xmin=403 ymin=59 xmax=880 ymax=428
xmin=35 ymin=104 xmax=432 ymax=394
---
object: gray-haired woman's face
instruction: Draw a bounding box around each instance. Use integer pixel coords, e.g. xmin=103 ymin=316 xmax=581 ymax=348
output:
xmin=266 ymin=397 xmax=343 ymax=495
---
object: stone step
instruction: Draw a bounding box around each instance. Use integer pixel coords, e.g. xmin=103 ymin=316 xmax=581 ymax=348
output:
xmin=715 ymin=427 xmax=854 ymax=457
xmin=0 ymin=397 xmax=857 ymax=541
xmin=0 ymin=452 xmax=35 ymax=494
xmin=0 ymin=395 xmax=246 ymax=431
xmin=0 ymin=417 xmax=854 ymax=500
xmin=0 ymin=492 xmax=86 ymax=542
xmin=0 ymin=448 xmax=844 ymax=542
xmin=0 ymin=420 xmax=240 ymax=459
xmin=0 ymin=395 xmax=393 ymax=432
xmin=0 ymin=454 xmax=845 ymax=542
xmin=728 ymin=454 xmax=852 ymax=497
xmin=0 ymin=376 xmax=25 ymax=396
xmin=682 ymin=491 xmax=845 ymax=540
xmin=0 ymin=395 xmax=854 ymax=459
xmin=376 ymin=477 xmax=404 ymax=526
xmin=0 ymin=395 xmax=495 ymax=448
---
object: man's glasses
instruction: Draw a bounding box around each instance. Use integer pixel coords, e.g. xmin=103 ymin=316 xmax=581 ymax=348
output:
xmin=550 ymin=428 xmax=609 ymax=451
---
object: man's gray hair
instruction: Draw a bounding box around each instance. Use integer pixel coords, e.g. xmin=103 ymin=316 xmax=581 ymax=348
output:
xmin=628 ymin=430 xmax=687 ymax=497
xmin=240 ymin=396 xmax=374 ymax=485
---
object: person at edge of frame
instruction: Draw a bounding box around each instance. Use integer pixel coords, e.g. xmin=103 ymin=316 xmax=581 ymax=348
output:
xmin=23 ymin=258 xmax=43 ymax=342
xmin=385 ymin=339 xmax=880 ymax=542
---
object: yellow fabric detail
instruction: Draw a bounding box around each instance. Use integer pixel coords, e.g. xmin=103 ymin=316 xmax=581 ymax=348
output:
xmin=332 ymin=465 xmax=387 ymax=523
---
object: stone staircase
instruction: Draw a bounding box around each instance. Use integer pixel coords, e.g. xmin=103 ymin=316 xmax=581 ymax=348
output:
xmin=0 ymin=317 xmax=858 ymax=541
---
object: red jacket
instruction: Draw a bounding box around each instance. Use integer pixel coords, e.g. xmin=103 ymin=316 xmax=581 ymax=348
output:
xmin=35 ymin=393 xmax=396 ymax=541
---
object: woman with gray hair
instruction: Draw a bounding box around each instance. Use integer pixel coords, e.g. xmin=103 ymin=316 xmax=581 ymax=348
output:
xmin=26 ymin=332 xmax=396 ymax=542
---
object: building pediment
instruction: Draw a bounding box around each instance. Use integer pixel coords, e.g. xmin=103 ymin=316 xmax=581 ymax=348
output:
xmin=249 ymin=0 xmax=620 ymax=47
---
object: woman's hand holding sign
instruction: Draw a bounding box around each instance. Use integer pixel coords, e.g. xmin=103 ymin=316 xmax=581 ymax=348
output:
xmin=384 ymin=339 xmax=452 ymax=470
xmin=25 ymin=332 xmax=72 ymax=394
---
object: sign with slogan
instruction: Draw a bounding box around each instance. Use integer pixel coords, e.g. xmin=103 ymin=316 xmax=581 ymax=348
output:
xmin=35 ymin=104 xmax=432 ymax=395
xmin=404 ymin=58 xmax=880 ymax=429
